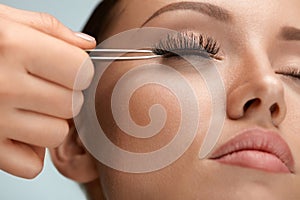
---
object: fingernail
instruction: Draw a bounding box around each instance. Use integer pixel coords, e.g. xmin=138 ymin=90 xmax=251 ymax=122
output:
xmin=73 ymin=57 xmax=95 ymax=90
xmin=72 ymin=91 xmax=84 ymax=117
xmin=75 ymin=32 xmax=95 ymax=42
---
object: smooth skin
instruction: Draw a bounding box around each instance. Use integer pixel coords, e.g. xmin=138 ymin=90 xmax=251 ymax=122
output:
xmin=0 ymin=4 xmax=95 ymax=179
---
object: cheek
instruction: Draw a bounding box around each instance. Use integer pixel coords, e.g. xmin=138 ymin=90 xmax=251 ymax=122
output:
xmin=94 ymin=61 xmax=214 ymax=197
xmin=284 ymin=93 xmax=300 ymax=130
xmin=95 ymin=63 xmax=181 ymax=152
xmin=126 ymin=84 xmax=182 ymax=151
xmin=102 ymin=83 xmax=183 ymax=152
xmin=95 ymin=62 xmax=212 ymax=152
xmin=281 ymin=90 xmax=300 ymax=168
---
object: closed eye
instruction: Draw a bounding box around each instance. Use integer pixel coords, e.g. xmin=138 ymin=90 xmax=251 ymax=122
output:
xmin=152 ymin=31 xmax=221 ymax=60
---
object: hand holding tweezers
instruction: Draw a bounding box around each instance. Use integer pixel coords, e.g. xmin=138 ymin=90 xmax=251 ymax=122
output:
xmin=86 ymin=49 xmax=162 ymax=60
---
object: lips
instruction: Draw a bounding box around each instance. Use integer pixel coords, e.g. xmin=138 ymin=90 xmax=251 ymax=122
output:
xmin=209 ymin=128 xmax=295 ymax=173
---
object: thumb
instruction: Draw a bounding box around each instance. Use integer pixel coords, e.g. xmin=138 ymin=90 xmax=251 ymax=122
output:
xmin=0 ymin=4 xmax=96 ymax=49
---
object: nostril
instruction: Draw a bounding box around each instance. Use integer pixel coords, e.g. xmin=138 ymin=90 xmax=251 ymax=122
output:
xmin=270 ymin=103 xmax=279 ymax=116
xmin=243 ymin=98 xmax=260 ymax=113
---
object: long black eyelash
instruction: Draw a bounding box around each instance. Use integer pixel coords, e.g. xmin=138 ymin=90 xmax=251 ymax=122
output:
xmin=152 ymin=31 xmax=220 ymax=58
xmin=278 ymin=67 xmax=300 ymax=79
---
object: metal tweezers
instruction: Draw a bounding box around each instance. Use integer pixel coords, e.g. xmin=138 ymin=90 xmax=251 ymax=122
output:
xmin=86 ymin=49 xmax=162 ymax=60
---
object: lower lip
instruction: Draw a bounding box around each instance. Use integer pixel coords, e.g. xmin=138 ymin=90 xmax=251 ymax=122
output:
xmin=214 ymin=150 xmax=290 ymax=173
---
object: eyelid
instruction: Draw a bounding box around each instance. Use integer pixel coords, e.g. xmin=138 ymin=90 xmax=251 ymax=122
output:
xmin=152 ymin=30 xmax=221 ymax=60
xmin=276 ymin=66 xmax=300 ymax=79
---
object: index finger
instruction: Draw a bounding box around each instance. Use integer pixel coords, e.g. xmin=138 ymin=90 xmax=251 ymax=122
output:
xmin=0 ymin=4 xmax=96 ymax=49
xmin=6 ymin=18 xmax=95 ymax=90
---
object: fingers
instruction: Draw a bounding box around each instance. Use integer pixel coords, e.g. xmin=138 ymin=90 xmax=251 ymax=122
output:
xmin=26 ymin=26 xmax=94 ymax=91
xmin=0 ymin=17 xmax=95 ymax=91
xmin=0 ymin=109 xmax=69 ymax=148
xmin=0 ymin=109 xmax=66 ymax=178
xmin=0 ymin=4 xmax=96 ymax=49
xmin=0 ymin=139 xmax=45 ymax=179
xmin=31 ymin=146 xmax=46 ymax=162
xmin=0 ymin=4 xmax=96 ymax=179
xmin=3 ymin=73 xmax=84 ymax=118
xmin=0 ymin=4 xmax=96 ymax=89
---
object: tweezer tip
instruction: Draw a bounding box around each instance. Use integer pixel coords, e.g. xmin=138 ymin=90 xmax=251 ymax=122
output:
xmin=86 ymin=48 xmax=162 ymax=60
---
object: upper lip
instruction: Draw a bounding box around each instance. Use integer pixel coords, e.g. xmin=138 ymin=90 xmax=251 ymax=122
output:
xmin=209 ymin=128 xmax=295 ymax=173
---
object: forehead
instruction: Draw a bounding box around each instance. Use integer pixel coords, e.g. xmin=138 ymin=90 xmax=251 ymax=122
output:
xmin=101 ymin=0 xmax=300 ymax=40
xmin=115 ymin=0 xmax=300 ymax=25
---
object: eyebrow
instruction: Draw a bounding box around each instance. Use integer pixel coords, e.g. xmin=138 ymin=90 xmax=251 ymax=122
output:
xmin=142 ymin=1 xmax=232 ymax=26
xmin=280 ymin=26 xmax=300 ymax=41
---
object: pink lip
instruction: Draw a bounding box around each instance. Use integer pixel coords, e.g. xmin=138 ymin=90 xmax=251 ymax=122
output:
xmin=210 ymin=128 xmax=295 ymax=173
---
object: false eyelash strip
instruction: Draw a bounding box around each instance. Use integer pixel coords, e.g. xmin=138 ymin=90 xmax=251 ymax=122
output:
xmin=152 ymin=31 xmax=220 ymax=56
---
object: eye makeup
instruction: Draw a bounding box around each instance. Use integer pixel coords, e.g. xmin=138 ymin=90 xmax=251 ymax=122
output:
xmin=276 ymin=67 xmax=300 ymax=81
xmin=275 ymin=65 xmax=300 ymax=92
xmin=152 ymin=31 xmax=221 ymax=60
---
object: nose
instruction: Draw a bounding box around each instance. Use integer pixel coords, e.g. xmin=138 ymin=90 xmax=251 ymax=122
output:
xmin=227 ymin=66 xmax=286 ymax=127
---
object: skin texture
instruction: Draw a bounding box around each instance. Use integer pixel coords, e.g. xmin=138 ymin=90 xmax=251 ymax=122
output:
xmin=49 ymin=0 xmax=300 ymax=199
xmin=0 ymin=4 xmax=96 ymax=178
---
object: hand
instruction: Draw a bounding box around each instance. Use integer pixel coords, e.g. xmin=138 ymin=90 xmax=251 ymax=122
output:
xmin=0 ymin=4 xmax=96 ymax=178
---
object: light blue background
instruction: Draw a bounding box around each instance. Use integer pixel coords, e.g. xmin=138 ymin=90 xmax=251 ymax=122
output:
xmin=0 ymin=1 xmax=100 ymax=200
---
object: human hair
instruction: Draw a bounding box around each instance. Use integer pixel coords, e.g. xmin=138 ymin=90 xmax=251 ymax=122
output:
xmin=82 ymin=0 xmax=119 ymax=43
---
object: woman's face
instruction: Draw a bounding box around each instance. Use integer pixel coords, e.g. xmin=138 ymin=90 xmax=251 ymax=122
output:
xmin=93 ymin=0 xmax=300 ymax=199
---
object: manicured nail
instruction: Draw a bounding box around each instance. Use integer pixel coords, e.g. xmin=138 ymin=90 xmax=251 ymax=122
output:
xmin=74 ymin=58 xmax=95 ymax=90
xmin=72 ymin=91 xmax=84 ymax=117
xmin=75 ymin=32 xmax=95 ymax=42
